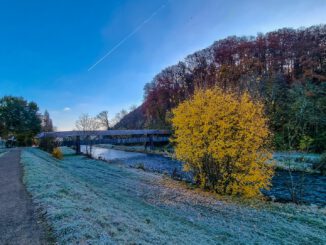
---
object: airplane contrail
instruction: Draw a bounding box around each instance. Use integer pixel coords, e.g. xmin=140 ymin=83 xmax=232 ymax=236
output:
xmin=88 ymin=3 xmax=168 ymax=71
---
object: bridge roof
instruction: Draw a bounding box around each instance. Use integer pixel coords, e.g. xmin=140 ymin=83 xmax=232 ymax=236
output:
xmin=36 ymin=129 xmax=171 ymax=138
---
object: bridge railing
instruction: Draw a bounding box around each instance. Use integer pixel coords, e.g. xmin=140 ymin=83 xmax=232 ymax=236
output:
xmin=37 ymin=129 xmax=171 ymax=154
xmin=62 ymin=136 xmax=170 ymax=147
xmin=36 ymin=129 xmax=171 ymax=139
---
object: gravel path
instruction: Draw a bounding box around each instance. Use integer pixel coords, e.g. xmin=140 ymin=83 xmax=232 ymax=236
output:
xmin=0 ymin=148 xmax=48 ymax=245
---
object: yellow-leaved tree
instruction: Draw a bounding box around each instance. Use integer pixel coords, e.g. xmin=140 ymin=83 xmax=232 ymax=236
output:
xmin=171 ymin=88 xmax=274 ymax=197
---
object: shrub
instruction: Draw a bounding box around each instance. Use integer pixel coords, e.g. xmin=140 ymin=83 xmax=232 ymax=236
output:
xmin=52 ymin=147 xmax=63 ymax=160
xmin=39 ymin=136 xmax=57 ymax=152
xmin=171 ymin=88 xmax=274 ymax=197
xmin=299 ymin=135 xmax=313 ymax=152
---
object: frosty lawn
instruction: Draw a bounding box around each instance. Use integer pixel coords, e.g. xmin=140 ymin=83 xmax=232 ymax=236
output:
xmin=21 ymin=148 xmax=326 ymax=244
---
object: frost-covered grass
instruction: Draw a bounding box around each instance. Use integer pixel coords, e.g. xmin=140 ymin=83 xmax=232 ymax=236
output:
xmin=58 ymin=146 xmax=75 ymax=155
xmin=21 ymin=147 xmax=326 ymax=244
xmin=273 ymin=152 xmax=321 ymax=173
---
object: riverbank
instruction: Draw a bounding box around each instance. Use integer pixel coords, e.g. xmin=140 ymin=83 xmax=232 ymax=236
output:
xmin=273 ymin=152 xmax=322 ymax=173
xmin=95 ymin=143 xmax=174 ymax=157
xmin=95 ymin=144 xmax=323 ymax=174
xmin=21 ymin=147 xmax=326 ymax=244
xmin=85 ymin=146 xmax=326 ymax=206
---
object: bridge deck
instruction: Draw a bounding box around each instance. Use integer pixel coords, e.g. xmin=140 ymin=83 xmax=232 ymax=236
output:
xmin=37 ymin=129 xmax=171 ymax=138
xmin=37 ymin=130 xmax=171 ymax=154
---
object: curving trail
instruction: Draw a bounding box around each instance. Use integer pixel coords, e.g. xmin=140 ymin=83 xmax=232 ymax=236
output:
xmin=0 ymin=148 xmax=48 ymax=245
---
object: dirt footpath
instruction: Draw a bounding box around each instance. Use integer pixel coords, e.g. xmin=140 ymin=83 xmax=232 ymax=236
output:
xmin=0 ymin=148 xmax=48 ymax=245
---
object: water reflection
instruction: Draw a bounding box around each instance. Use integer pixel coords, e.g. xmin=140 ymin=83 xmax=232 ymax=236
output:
xmin=81 ymin=145 xmax=146 ymax=160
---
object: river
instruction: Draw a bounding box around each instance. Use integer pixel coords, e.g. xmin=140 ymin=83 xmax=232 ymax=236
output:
xmin=81 ymin=146 xmax=326 ymax=206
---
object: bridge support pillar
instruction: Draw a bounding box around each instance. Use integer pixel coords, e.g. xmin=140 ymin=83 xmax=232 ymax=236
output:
xmin=150 ymin=135 xmax=154 ymax=150
xmin=75 ymin=136 xmax=81 ymax=155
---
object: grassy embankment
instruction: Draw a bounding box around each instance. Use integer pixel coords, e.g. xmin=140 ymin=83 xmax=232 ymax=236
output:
xmin=21 ymin=147 xmax=326 ymax=244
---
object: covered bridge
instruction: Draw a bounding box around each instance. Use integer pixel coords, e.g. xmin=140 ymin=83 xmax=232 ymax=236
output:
xmin=37 ymin=129 xmax=171 ymax=154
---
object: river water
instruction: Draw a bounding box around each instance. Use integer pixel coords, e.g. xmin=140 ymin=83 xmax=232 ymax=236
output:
xmin=81 ymin=146 xmax=326 ymax=206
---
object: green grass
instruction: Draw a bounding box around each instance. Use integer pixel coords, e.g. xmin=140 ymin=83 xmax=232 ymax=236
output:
xmin=21 ymin=147 xmax=326 ymax=244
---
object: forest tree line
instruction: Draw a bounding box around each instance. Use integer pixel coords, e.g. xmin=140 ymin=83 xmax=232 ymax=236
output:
xmin=116 ymin=25 xmax=326 ymax=152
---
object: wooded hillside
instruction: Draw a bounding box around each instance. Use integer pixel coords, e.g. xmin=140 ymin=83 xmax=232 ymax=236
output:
xmin=116 ymin=25 xmax=326 ymax=152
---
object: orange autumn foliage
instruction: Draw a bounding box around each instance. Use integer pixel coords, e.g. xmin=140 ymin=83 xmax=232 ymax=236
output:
xmin=171 ymin=88 xmax=274 ymax=197
xmin=52 ymin=147 xmax=63 ymax=160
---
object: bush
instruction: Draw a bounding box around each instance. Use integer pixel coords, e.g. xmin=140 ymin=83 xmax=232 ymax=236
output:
xmin=52 ymin=147 xmax=63 ymax=160
xmin=171 ymin=88 xmax=274 ymax=197
xmin=39 ymin=137 xmax=57 ymax=152
xmin=299 ymin=135 xmax=313 ymax=152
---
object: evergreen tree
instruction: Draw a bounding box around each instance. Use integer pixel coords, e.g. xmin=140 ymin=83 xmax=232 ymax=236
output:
xmin=42 ymin=110 xmax=53 ymax=132
xmin=0 ymin=96 xmax=41 ymax=146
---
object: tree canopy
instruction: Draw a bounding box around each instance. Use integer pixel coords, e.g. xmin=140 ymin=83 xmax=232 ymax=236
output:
xmin=117 ymin=25 xmax=326 ymax=152
xmin=0 ymin=96 xmax=41 ymax=145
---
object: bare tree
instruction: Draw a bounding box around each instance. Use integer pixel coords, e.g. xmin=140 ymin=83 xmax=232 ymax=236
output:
xmin=97 ymin=110 xmax=110 ymax=130
xmin=284 ymin=158 xmax=306 ymax=204
xmin=111 ymin=109 xmax=128 ymax=126
xmin=75 ymin=114 xmax=100 ymax=156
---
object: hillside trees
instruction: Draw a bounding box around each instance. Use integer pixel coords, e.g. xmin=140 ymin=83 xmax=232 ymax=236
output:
xmin=114 ymin=105 xmax=146 ymax=129
xmin=285 ymin=82 xmax=326 ymax=151
xmin=0 ymin=96 xmax=41 ymax=145
xmin=120 ymin=25 xmax=326 ymax=152
xmin=172 ymin=88 xmax=273 ymax=197
xmin=111 ymin=109 xmax=128 ymax=126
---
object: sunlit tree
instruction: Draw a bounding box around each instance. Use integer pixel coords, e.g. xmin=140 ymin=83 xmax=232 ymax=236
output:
xmin=172 ymin=88 xmax=274 ymax=197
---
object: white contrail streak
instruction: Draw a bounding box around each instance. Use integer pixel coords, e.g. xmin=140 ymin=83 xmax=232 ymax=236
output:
xmin=88 ymin=3 xmax=167 ymax=71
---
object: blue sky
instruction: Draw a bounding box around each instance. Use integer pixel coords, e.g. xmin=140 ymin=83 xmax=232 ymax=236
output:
xmin=1 ymin=0 xmax=326 ymax=130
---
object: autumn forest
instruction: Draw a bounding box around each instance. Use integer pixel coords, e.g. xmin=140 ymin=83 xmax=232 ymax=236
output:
xmin=117 ymin=25 xmax=326 ymax=153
